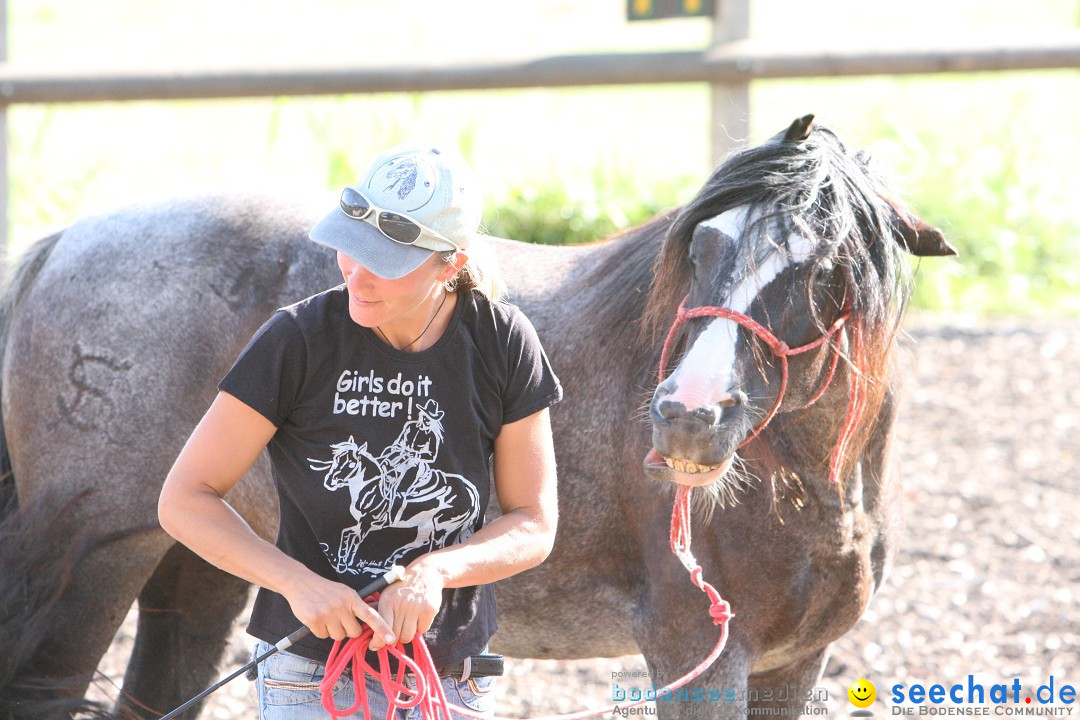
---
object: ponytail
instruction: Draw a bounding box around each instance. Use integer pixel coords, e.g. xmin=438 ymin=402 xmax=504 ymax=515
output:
xmin=442 ymin=235 xmax=506 ymax=301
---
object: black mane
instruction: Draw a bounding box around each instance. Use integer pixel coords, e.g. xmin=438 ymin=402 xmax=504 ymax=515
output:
xmin=645 ymin=125 xmax=913 ymax=343
xmin=577 ymin=124 xmax=914 ymax=374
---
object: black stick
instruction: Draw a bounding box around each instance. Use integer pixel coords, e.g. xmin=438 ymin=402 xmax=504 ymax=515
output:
xmin=159 ymin=565 xmax=405 ymax=720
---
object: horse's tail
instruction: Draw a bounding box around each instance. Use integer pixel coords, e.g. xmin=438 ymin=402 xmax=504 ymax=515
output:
xmin=0 ymin=489 xmax=119 ymax=719
xmin=0 ymin=230 xmax=65 ymax=517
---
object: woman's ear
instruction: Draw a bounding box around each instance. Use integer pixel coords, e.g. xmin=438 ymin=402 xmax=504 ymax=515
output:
xmin=438 ymin=251 xmax=469 ymax=283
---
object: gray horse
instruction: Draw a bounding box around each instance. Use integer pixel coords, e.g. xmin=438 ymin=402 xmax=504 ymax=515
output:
xmin=0 ymin=116 xmax=953 ymax=719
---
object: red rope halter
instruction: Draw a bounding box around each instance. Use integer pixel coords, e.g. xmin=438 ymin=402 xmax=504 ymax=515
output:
xmin=657 ymin=295 xmax=860 ymax=484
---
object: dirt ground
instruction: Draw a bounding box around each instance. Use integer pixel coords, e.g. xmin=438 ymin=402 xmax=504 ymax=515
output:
xmin=91 ymin=314 xmax=1080 ymax=718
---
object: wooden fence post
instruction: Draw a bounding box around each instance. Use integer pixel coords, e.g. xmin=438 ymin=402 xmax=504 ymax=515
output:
xmin=710 ymin=0 xmax=750 ymax=167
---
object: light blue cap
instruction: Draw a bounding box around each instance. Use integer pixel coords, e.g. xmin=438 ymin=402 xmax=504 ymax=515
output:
xmin=309 ymin=145 xmax=480 ymax=279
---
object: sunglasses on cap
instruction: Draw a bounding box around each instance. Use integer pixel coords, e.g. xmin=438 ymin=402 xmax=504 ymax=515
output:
xmin=339 ymin=186 xmax=461 ymax=253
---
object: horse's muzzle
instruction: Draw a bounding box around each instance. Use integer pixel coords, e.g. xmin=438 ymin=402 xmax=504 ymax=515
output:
xmin=645 ymin=391 xmax=747 ymax=486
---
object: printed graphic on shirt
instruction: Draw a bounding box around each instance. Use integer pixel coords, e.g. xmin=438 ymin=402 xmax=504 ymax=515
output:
xmin=307 ymin=399 xmax=480 ymax=577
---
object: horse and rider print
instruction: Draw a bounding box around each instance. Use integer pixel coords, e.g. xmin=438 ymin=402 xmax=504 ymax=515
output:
xmin=307 ymin=399 xmax=480 ymax=578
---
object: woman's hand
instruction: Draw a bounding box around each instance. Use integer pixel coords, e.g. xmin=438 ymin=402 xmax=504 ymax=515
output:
xmin=371 ymin=559 xmax=446 ymax=649
xmin=282 ymin=570 xmax=396 ymax=645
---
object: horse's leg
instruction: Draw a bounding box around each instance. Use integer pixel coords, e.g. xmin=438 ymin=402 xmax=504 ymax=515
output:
xmin=384 ymin=510 xmax=438 ymax=565
xmin=338 ymin=525 xmax=364 ymax=568
xmin=117 ymin=542 xmax=252 ymax=720
xmin=634 ymin=579 xmax=755 ymax=720
xmin=745 ymin=649 xmax=830 ymax=717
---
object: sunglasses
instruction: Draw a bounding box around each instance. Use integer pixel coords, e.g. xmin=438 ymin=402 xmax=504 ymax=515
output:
xmin=339 ymin=186 xmax=460 ymax=253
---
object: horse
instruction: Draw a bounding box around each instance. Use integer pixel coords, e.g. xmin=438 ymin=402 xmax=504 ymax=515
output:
xmin=308 ymin=437 xmax=392 ymax=573
xmin=379 ymin=464 xmax=481 ymax=569
xmin=0 ymin=115 xmax=954 ymax=719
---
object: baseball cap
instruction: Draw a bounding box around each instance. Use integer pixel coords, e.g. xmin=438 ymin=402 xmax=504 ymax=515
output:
xmin=309 ymin=145 xmax=481 ymax=279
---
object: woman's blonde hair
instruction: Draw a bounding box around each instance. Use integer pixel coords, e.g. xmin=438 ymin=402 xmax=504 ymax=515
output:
xmin=441 ymin=234 xmax=505 ymax=301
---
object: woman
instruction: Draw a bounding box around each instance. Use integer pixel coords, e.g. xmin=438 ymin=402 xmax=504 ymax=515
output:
xmin=158 ymin=145 xmax=562 ymax=718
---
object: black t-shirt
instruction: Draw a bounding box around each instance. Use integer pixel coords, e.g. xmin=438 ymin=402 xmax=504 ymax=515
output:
xmin=218 ymin=285 xmax=562 ymax=666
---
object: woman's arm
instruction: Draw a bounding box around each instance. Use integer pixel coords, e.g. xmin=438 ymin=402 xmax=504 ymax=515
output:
xmin=376 ymin=407 xmax=558 ymax=644
xmin=158 ymin=391 xmax=396 ymax=645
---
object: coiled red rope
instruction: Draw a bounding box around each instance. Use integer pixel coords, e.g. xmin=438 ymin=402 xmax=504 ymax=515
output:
xmin=320 ymin=602 xmax=456 ymax=720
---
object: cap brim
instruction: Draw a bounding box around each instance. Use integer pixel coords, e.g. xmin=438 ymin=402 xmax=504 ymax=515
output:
xmin=309 ymin=207 xmax=435 ymax=280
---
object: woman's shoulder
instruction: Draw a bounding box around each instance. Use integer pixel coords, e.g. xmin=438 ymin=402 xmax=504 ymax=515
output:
xmin=464 ymin=290 xmax=530 ymax=330
xmin=277 ymin=284 xmax=348 ymax=329
xmin=461 ymin=291 xmax=546 ymax=357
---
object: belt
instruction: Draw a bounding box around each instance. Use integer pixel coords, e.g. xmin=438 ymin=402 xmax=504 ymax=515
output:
xmin=438 ymin=653 xmax=504 ymax=681
xmin=246 ymin=645 xmax=505 ymax=683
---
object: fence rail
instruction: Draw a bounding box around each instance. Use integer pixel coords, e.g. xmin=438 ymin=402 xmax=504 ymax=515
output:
xmin=1 ymin=37 xmax=1078 ymax=104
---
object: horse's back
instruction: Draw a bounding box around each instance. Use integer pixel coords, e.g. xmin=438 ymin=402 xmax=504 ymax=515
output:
xmin=489 ymin=236 xmax=612 ymax=328
xmin=4 ymin=195 xmax=336 ymax=522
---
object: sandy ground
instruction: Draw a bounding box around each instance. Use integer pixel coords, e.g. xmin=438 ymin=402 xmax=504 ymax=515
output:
xmin=91 ymin=315 xmax=1080 ymax=718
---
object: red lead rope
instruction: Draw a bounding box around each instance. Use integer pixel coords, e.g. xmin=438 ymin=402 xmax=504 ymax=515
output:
xmin=319 ymin=488 xmax=732 ymax=720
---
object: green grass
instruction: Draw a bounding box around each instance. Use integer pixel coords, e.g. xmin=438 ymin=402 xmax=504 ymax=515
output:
xmin=5 ymin=0 xmax=1079 ymax=316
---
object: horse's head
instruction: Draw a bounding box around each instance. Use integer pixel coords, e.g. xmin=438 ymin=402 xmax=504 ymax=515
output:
xmin=642 ymin=114 xmax=955 ymax=492
xmin=311 ymin=437 xmax=381 ymax=490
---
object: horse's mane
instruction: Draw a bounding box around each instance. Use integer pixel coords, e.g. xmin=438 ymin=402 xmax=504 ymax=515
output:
xmin=330 ymin=437 xmax=362 ymax=456
xmin=645 ymin=126 xmax=912 ymax=339
xmin=598 ymin=125 xmax=917 ymax=484
xmin=575 ymin=211 xmax=680 ymax=368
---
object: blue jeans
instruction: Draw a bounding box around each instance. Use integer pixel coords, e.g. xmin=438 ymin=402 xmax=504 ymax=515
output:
xmin=253 ymin=641 xmax=497 ymax=720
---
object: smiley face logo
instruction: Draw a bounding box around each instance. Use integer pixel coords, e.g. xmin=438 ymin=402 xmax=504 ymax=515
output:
xmin=848 ymin=678 xmax=876 ymax=708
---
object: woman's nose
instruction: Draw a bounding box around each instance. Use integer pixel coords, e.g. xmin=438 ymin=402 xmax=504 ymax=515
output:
xmin=343 ymin=259 xmax=373 ymax=286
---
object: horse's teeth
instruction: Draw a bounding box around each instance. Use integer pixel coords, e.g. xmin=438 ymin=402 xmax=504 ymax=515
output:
xmin=663 ymin=456 xmax=721 ymax=474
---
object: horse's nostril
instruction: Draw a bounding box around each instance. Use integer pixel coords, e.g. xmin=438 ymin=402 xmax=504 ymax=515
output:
xmin=654 ymin=382 xmax=674 ymax=399
xmin=692 ymin=406 xmax=720 ymax=426
xmin=657 ymin=399 xmax=682 ymax=420
xmin=716 ymin=393 xmax=739 ymax=409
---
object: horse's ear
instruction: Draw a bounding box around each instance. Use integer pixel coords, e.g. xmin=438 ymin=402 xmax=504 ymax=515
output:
xmin=783 ymin=114 xmax=815 ymax=143
xmin=896 ymin=220 xmax=956 ymax=257
xmin=886 ymin=198 xmax=958 ymax=257
xmin=348 ymin=435 xmax=355 ymax=444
